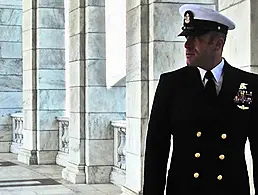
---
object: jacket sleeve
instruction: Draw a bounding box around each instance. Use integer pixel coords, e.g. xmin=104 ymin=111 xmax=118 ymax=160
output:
xmin=143 ymin=74 xmax=172 ymax=195
xmin=248 ymin=84 xmax=258 ymax=194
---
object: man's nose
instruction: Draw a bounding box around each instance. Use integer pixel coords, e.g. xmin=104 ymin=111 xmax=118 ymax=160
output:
xmin=184 ymin=37 xmax=192 ymax=49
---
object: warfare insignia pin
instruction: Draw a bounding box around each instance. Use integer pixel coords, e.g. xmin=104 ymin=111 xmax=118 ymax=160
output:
xmin=234 ymin=83 xmax=253 ymax=110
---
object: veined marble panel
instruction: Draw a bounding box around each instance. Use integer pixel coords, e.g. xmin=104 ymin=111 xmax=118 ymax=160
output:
xmin=23 ymin=89 xmax=36 ymax=110
xmin=0 ymin=141 xmax=10 ymax=152
xmin=37 ymin=69 xmax=65 ymax=89
xmin=149 ymin=0 xmax=215 ymax=3
xmin=149 ymin=41 xmax=185 ymax=80
xmin=0 ymin=42 xmax=22 ymax=58
xmin=86 ymin=139 xmax=113 ymax=165
xmin=37 ymin=0 xmax=64 ymax=8
xmin=69 ymin=60 xmax=85 ymax=87
xmin=86 ymin=166 xmax=112 ymax=184
xmin=37 ymin=110 xmax=64 ymax=131
xmin=38 ymin=89 xmax=65 ymax=110
xmin=126 ymin=43 xmax=148 ymax=82
xmin=126 ymin=5 xmax=148 ymax=47
xmin=37 ymin=49 xmax=65 ymax=69
xmin=126 ymin=117 xmax=148 ymax=156
xmin=85 ymin=112 xmax=125 ymax=140
xmin=69 ymin=112 xmax=85 ymax=139
xmin=0 ymin=76 xmax=22 ymax=91
xmin=37 ymin=8 xmax=64 ymax=28
xmin=68 ymin=137 xmax=85 ymax=165
xmin=85 ymin=59 xmax=106 ymax=86
xmin=86 ymin=0 xmax=105 ymax=6
xmin=37 ymin=130 xmax=59 ymax=150
xmin=0 ymin=109 xmax=20 ymax=125
xmin=0 ymin=59 xmax=22 ymax=75
xmin=69 ymin=8 xmax=85 ymax=37
xmin=127 ymin=0 xmax=148 ymax=11
xmin=86 ymin=33 xmax=105 ymax=60
xmin=37 ymin=29 xmax=65 ymax=49
xmin=218 ymin=0 xmax=244 ymax=10
xmin=86 ymin=6 xmax=105 ymax=33
xmin=0 ymin=8 xmax=22 ymax=25
xmin=0 ymin=92 xmax=22 ymax=108
xmin=70 ymin=87 xmax=85 ymax=113
xmin=126 ymin=81 xmax=148 ymax=118
xmin=37 ymin=150 xmax=58 ymax=164
xmin=86 ymin=86 xmax=125 ymax=112
xmin=19 ymin=129 xmax=36 ymax=150
xmin=0 ymin=26 xmax=21 ymax=42
xmin=0 ymin=0 xmax=22 ymax=9
xmin=0 ymin=125 xmax=11 ymax=141
xmin=69 ymin=34 xmax=85 ymax=62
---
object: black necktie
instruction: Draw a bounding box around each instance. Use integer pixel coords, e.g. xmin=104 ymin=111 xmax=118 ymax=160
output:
xmin=204 ymin=71 xmax=217 ymax=100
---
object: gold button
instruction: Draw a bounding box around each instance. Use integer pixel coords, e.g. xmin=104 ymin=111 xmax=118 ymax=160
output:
xmin=195 ymin=153 xmax=201 ymax=158
xmin=197 ymin=132 xmax=202 ymax=137
xmin=217 ymin=175 xmax=223 ymax=180
xmin=221 ymin=134 xmax=227 ymax=139
xmin=194 ymin=172 xmax=199 ymax=178
xmin=219 ymin=154 xmax=225 ymax=160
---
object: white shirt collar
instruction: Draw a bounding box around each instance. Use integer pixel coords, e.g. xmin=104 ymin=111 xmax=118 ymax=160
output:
xmin=197 ymin=58 xmax=224 ymax=82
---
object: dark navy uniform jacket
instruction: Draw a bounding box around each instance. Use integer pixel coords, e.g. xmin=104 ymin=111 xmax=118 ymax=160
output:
xmin=143 ymin=60 xmax=258 ymax=195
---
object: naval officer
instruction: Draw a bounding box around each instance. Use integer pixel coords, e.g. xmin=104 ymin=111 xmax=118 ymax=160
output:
xmin=143 ymin=4 xmax=258 ymax=195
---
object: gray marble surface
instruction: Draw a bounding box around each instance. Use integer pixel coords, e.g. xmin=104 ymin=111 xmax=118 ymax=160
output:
xmin=69 ymin=34 xmax=85 ymax=62
xmin=86 ymin=6 xmax=105 ymax=33
xmin=0 ymin=26 xmax=21 ymax=42
xmin=0 ymin=8 xmax=22 ymax=25
xmin=0 ymin=124 xmax=11 ymax=141
xmin=37 ymin=49 xmax=65 ymax=69
xmin=0 ymin=0 xmax=22 ymax=9
xmin=37 ymin=29 xmax=65 ymax=49
xmin=86 ymin=166 xmax=112 ymax=184
xmin=86 ymin=0 xmax=105 ymax=6
xmin=0 ymin=92 xmax=22 ymax=108
xmin=37 ymin=110 xmax=64 ymax=130
xmin=38 ymin=130 xmax=58 ymax=150
xmin=38 ymin=89 xmax=65 ymax=110
xmin=38 ymin=8 xmax=64 ymax=28
xmin=69 ymin=8 xmax=85 ymax=36
xmin=127 ymin=0 xmax=148 ymax=11
xmin=86 ymin=59 xmax=106 ymax=86
xmin=37 ymin=70 xmax=65 ymax=89
xmin=0 ymin=76 xmax=22 ymax=91
xmin=0 ymin=42 xmax=22 ymax=58
xmin=69 ymin=61 xmax=85 ymax=87
xmin=37 ymin=0 xmax=64 ymax=8
xmin=86 ymin=33 xmax=105 ymax=60
xmin=0 ymin=59 xmax=22 ymax=75
xmin=149 ymin=0 xmax=215 ymax=3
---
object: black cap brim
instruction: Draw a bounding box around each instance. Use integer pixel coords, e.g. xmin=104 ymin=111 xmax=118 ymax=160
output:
xmin=178 ymin=29 xmax=210 ymax=37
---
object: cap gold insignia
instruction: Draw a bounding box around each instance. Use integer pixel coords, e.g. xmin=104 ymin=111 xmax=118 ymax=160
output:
xmin=234 ymin=83 xmax=253 ymax=110
xmin=185 ymin=13 xmax=190 ymax=24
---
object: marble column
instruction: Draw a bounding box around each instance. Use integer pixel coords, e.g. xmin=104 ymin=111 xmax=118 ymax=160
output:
xmin=18 ymin=0 xmax=65 ymax=165
xmin=0 ymin=0 xmax=22 ymax=152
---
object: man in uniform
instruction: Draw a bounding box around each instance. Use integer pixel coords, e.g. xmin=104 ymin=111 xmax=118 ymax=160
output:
xmin=143 ymin=4 xmax=258 ymax=195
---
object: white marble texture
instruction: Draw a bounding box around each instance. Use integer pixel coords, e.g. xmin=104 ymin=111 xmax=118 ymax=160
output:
xmin=69 ymin=34 xmax=85 ymax=62
xmin=0 ymin=76 xmax=22 ymax=91
xmin=20 ymin=129 xmax=36 ymax=150
xmin=68 ymin=137 xmax=85 ymax=165
xmin=86 ymin=0 xmax=105 ymax=6
xmin=86 ymin=60 xmax=106 ymax=86
xmin=149 ymin=0 xmax=215 ymax=3
xmin=0 ymin=0 xmax=22 ymax=9
xmin=0 ymin=8 xmax=22 ymax=25
xmin=23 ymin=0 xmax=34 ymax=12
xmin=126 ymin=5 xmax=148 ymax=47
xmin=218 ymin=0 xmax=245 ymax=10
xmin=221 ymin=0 xmax=250 ymax=66
xmin=23 ymin=30 xmax=35 ymax=51
xmin=37 ymin=29 xmax=65 ymax=48
xmin=23 ymin=9 xmax=35 ymax=31
xmin=126 ymin=0 xmax=148 ymax=11
xmin=37 ymin=8 xmax=65 ymax=28
xmin=69 ymin=8 xmax=85 ymax=36
xmin=69 ymin=112 xmax=85 ymax=138
xmin=69 ymin=0 xmax=85 ymax=12
xmin=85 ymin=166 xmax=112 ymax=184
xmin=37 ymin=110 xmax=64 ymax=130
xmin=85 ymin=113 xmax=125 ymax=140
xmin=0 ymin=124 xmax=11 ymax=141
xmin=69 ymin=61 xmax=85 ymax=87
xmin=37 ymin=0 xmax=64 ymax=8
xmin=70 ymin=87 xmax=85 ymax=113
xmin=23 ymin=90 xmax=35 ymax=110
xmin=126 ymin=43 xmax=148 ymax=82
xmin=37 ymin=49 xmax=65 ymax=69
xmin=86 ymin=33 xmax=105 ymax=59
xmin=0 ymin=26 xmax=21 ymax=42
xmin=0 ymin=42 xmax=22 ymax=58
xmin=86 ymin=139 xmax=113 ymax=165
xmin=62 ymin=163 xmax=86 ymax=184
xmin=38 ymin=89 xmax=65 ymax=110
xmin=149 ymin=41 xmax=185 ymax=80
xmin=0 ymin=59 xmax=22 ymax=75
xmin=37 ymin=70 xmax=65 ymax=89
xmin=86 ymin=6 xmax=105 ymax=33
xmin=23 ymin=50 xmax=36 ymax=71
xmin=126 ymin=118 xmax=148 ymax=156
xmin=0 ymin=92 xmax=22 ymax=108
xmin=37 ymin=150 xmax=58 ymax=164
xmin=22 ymin=110 xmax=35 ymax=130
xmin=126 ymin=81 xmax=148 ymax=119
xmin=23 ymin=70 xmax=36 ymax=90
xmin=86 ymin=86 xmax=125 ymax=112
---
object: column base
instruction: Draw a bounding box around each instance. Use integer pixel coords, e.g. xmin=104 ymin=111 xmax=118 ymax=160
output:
xmin=56 ymin=151 xmax=69 ymax=167
xmin=62 ymin=163 xmax=86 ymax=184
xmin=18 ymin=149 xmax=38 ymax=165
xmin=85 ymin=165 xmax=112 ymax=184
xmin=37 ymin=150 xmax=58 ymax=165
xmin=121 ymin=186 xmax=142 ymax=195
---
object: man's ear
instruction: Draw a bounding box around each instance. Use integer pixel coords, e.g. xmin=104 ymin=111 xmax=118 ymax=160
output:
xmin=215 ymin=38 xmax=225 ymax=50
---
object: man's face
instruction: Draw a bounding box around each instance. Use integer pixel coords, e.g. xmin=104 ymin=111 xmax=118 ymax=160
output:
xmin=184 ymin=33 xmax=215 ymax=67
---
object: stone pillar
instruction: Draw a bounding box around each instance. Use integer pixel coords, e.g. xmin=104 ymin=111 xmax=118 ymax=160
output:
xmin=62 ymin=0 xmax=86 ymax=183
xmin=0 ymin=0 xmax=22 ymax=152
xmin=19 ymin=0 xmax=65 ymax=165
xmin=123 ymin=1 xmax=149 ymax=194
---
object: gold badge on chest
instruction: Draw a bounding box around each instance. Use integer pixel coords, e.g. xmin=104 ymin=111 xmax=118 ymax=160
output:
xmin=233 ymin=83 xmax=253 ymax=110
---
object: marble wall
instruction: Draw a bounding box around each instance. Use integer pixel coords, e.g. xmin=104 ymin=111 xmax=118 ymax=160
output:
xmin=0 ymin=0 xmax=22 ymax=152
xmin=18 ymin=0 xmax=65 ymax=165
